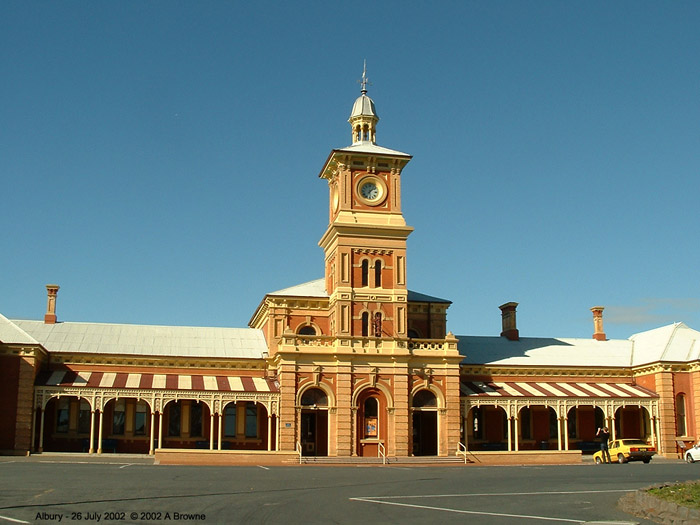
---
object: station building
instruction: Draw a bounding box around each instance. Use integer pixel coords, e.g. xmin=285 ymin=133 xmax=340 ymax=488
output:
xmin=1 ymin=77 xmax=698 ymax=460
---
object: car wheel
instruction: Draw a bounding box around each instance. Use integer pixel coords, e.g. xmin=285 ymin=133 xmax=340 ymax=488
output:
xmin=686 ymin=453 xmax=695 ymax=464
xmin=617 ymin=453 xmax=627 ymax=464
xmin=643 ymin=457 xmax=651 ymax=464
xmin=595 ymin=456 xmax=602 ymax=464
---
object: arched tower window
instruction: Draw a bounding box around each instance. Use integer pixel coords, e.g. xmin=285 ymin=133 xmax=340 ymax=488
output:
xmin=361 ymin=259 xmax=369 ymax=287
xmin=361 ymin=312 xmax=369 ymax=337
xmin=374 ymin=260 xmax=382 ymax=287
xmin=298 ymin=325 xmax=317 ymax=336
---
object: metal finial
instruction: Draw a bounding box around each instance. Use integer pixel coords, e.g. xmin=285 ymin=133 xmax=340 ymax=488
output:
xmin=359 ymin=60 xmax=369 ymax=95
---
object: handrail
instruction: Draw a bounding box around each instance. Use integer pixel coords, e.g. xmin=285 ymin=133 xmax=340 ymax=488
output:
xmin=378 ymin=442 xmax=387 ymax=465
xmin=296 ymin=441 xmax=302 ymax=465
xmin=457 ymin=441 xmax=468 ymax=464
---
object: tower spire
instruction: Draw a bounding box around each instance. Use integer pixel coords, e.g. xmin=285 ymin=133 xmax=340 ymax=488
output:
xmin=360 ymin=59 xmax=369 ymax=95
xmin=349 ymin=61 xmax=378 ymax=144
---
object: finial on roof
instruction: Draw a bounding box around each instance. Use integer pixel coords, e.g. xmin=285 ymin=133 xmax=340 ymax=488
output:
xmin=359 ymin=60 xmax=369 ymax=95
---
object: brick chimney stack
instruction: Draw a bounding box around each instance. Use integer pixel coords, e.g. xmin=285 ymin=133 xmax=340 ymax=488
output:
xmin=591 ymin=306 xmax=606 ymax=341
xmin=44 ymin=284 xmax=60 ymax=324
xmin=499 ymin=302 xmax=519 ymax=341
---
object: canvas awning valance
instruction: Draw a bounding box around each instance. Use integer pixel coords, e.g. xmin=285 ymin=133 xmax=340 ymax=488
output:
xmin=36 ymin=370 xmax=279 ymax=393
xmin=460 ymin=381 xmax=657 ymax=399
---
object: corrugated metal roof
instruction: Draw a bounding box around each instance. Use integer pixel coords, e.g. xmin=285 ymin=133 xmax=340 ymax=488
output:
xmin=11 ymin=320 xmax=268 ymax=359
xmin=0 ymin=313 xmax=39 ymax=345
xmin=268 ymin=279 xmax=328 ymax=297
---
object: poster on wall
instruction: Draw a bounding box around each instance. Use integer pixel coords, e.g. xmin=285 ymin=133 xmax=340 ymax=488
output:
xmin=365 ymin=417 xmax=378 ymax=438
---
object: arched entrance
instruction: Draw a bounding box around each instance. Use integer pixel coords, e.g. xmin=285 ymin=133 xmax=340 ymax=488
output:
xmin=412 ymin=389 xmax=438 ymax=456
xmin=356 ymin=388 xmax=387 ymax=457
xmin=299 ymin=388 xmax=328 ymax=456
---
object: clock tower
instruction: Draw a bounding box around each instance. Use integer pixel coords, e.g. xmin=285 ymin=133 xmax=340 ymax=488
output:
xmin=318 ymin=67 xmax=414 ymax=342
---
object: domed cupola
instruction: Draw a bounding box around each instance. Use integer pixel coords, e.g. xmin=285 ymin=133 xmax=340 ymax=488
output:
xmin=349 ymin=63 xmax=379 ymax=144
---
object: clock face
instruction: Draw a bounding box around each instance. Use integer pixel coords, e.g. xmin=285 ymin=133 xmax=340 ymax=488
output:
xmin=360 ymin=181 xmax=379 ymax=200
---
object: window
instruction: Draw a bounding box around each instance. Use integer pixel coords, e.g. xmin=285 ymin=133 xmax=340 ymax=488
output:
xmin=567 ymin=408 xmax=577 ymax=439
xmin=412 ymin=390 xmax=437 ymax=408
xmin=374 ymin=260 xmax=382 ymax=287
xmin=549 ymin=408 xmax=557 ymax=439
xmin=407 ymin=328 xmax=420 ymax=338
xmin=361 ymin=259 xmax=369 ymax=287
xmin=190 ymin=402 xmax=203 ymax=438
xmin=472 ymin=407 xmax=483 ymax=439
xmin=168 ymin=401 xmax=181 ymax=437
xmin=364 ymin=398 xmax=378 ymax=438
xmin=245 ymin=403 xmax=258 ymax=438
xmin=298 ymin=325 xmax=316 ymax=336
xmin=78 ymin=400 xmax=91 ymax=434
xmin=134 ymin=402 xmax=147 ymax=436
xmin=373 ymin=312 xmax=382 ymax=337
xmin=361 ymin=312 xmax=369 ymax=337
xmin=301 ymin=388 xmax=328 ymax=407
xmin=520 ymin=407 xmax=531 ymax=440
xmin=224 ymin=404 xmax=237 ymax=437
xmin=56 ymin=398 xmax=70 ymax=433
xmin=113 ymin=400 xmax=125 ymax=435
xmin=677 ymin=394 xmax=687 ymax=436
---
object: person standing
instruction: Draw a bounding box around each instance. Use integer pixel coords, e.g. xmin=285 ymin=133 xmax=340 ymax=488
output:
xmin=597 ymin=427 xmax=611 ymax=463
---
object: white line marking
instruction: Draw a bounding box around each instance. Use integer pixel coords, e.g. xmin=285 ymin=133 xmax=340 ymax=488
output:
xmin=119 ymin=463 xmax=134 ymax=469
xmin=359 ymin=489 xmax=635 ymax=500
xmin=0 ymin=515 xmax=30 ymax=524
xmin=258 ymin=465 xmax=270 ymax=470
xmin=350 ymin=498 xmax=581 ymax=522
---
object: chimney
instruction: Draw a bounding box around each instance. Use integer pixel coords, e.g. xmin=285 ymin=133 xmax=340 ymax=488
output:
xmin=499 ymin=302 xmax=519 ymax=341
xmin=44 ymin=284 xmax=60 ymax=324
xmin=591 ymin=306 xmax=606 ymax=341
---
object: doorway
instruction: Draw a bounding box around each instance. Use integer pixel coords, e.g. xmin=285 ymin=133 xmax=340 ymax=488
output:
xmin=300 ymin=410 xmax=328 ymax=456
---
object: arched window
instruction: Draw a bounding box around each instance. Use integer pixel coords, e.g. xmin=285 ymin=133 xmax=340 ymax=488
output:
xmin=676 ymin=394 xmax=687 ymax=436
xmin=361 ymin=259 xmax=369 ymax=287
xmin=361 ymin=312 xmax=369 ymax=337
xmin=407 ymin=328 xmax=420 ymax=338
xmin=374 ymin=260 xmax=382 ymax=287
xmin=301 ymin=388 xmax=328 ymax=407
xmin=298 ymin=325 xmax=317 ymax=336
xmin=412 ymin=390 xmax=437 ymax=408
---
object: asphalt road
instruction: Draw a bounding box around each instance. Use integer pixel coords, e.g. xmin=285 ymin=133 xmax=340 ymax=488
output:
xmin=1 ymin=456 xmax=699 ymax=524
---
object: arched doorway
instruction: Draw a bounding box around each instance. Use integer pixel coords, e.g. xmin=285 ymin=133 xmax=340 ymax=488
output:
xmin=467 ymin=405 xmax=507 ymax=450
xmin=356 ymin=388 xmax=387 ymax=457
xmin=299 ymin=388 xmax=328 ymax=456
xmin=412 ymin=389 xmax=438 ymax=456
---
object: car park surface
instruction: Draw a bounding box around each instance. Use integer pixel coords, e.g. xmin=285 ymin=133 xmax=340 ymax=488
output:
xmin=0 ymin=455 xmax=698 ymax=524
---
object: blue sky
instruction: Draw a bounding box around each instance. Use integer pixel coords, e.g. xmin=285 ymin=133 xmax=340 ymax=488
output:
xmin=2 ymin=1 xmax=699 ymax=340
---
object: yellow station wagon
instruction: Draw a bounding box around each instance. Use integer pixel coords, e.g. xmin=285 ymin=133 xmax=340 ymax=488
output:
xmin=593 ymin=439 xmax=656 ymax=464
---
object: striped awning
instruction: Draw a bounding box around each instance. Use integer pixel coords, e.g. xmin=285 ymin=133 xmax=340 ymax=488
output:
xmin=460 ymin=381 xmax=657 ymax=398
xmin=37 ymin=370 xmax=279 ymax=393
